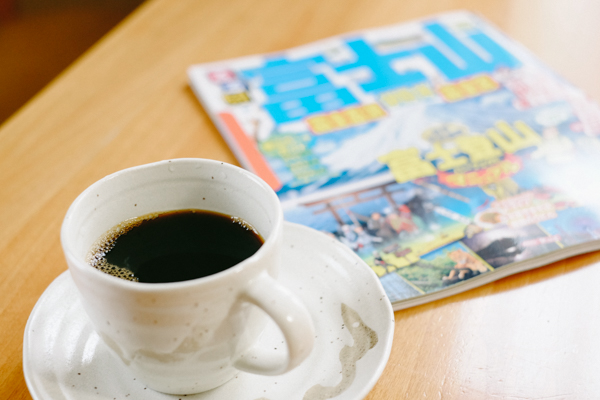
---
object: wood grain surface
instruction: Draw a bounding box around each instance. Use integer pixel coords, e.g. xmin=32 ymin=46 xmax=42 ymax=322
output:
xmin=2 ymin=0 xmax=600 ymax=399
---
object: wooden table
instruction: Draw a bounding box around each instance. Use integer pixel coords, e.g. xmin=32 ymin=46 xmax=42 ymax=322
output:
xmin=3 ymin=0 xmax=600 ymax=398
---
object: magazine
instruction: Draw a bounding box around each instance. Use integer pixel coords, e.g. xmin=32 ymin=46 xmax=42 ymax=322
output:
xmin=187 ymin=10 xmax=600 ymax=310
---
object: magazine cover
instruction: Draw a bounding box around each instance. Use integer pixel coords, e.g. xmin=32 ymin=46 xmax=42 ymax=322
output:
xmin=188 ymin=10 xmax=600 ymax=310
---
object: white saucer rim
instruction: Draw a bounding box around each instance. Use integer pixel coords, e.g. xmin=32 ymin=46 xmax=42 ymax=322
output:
xmin=23 ymin=270 xmax=68 ymax=398
xmin=286 ymin=222 xmax=395 ymax=399
xmin=23 ymin=221 xmax=395 ymax=400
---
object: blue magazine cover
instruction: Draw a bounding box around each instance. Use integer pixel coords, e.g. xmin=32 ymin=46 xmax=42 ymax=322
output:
xmin=188 ymin=10 xmax=600 ymax=310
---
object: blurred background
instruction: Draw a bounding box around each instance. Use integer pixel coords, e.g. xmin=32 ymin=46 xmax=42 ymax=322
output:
xmin=2 ymin=0 xmax=599 ymax=128
xmin=0 ymin=0 xmax=145 ymax=125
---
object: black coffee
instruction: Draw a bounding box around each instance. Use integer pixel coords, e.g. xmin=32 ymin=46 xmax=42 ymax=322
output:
xmin=86 ymin=209 xmax=263 ymax=283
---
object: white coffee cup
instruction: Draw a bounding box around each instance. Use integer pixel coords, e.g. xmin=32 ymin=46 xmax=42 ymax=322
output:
xmin=60 ymin=158 xmax=315 ymax=394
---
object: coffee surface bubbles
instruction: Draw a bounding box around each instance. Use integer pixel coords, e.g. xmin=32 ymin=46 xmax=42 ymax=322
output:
xmin=86 ymin=209 xmax=263 ymax=283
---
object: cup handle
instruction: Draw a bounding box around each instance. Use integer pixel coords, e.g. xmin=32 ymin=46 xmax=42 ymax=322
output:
xmin=234 ymin=272 xmax=315 ymax=375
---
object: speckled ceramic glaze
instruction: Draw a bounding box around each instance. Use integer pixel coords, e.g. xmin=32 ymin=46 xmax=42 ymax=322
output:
xmin=24 ymin=222 xmax=394 ymax=400
xmin=58 ymin=159 xmax=315 ymax=394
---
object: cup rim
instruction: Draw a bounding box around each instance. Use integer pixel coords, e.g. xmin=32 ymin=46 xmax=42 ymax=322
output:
xmin=60 ymin=158 xmax=283 ymax=292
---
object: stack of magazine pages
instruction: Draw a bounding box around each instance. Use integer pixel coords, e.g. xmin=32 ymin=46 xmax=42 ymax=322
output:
xmin=188 ymin=10 xmax=600 ymax=310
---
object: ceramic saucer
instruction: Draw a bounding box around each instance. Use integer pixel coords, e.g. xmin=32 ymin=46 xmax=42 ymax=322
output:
xmin=23 ymin=222 xmax=395 ymax=400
